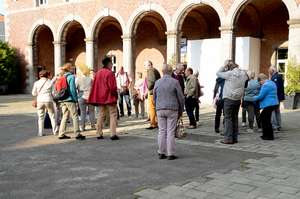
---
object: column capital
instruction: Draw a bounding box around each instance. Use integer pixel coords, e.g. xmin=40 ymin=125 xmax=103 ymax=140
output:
xmin=219 ymin=26 xmax=239 ymax=33
xmin=52 ymin=41 xmax=67 ymax=46
xmin=84 ymin=38 xmax=99 ymax=43
xmin=287 ymin=19 xmax=300 ymax=29
xmin=121 ymin=34 xmax=137 ymax=41
xmin=165 ymin=31 xmax=182 ymax=38
xmin=27 ymin=43 xmax=37 ymax=47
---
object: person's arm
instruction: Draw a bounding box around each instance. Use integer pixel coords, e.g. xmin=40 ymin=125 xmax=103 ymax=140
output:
xmin=68 ymin=75 xmax=78 ymax=103
xmin=128 ymin=81 xmax=132 ymax=89
xmin=216 ymin=66 xmax=232 ymax=79
xmin=32 ymin=82 xmax=37 ymax=96
xmin=254 ymin=84 xmax=268 ymax=101
xmin=109 ymin=72 xmax=118 ymax=99
xmin=153 ymin=84 xmax=157 ymax=103
xmin=127 ymin=73 xmax=132 ymax=89
xmin=175 ymin=83 xmax=184 ymax=113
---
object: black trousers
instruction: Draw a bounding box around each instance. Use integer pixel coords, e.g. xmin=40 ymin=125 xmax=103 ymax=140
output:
xmin=185 ymin=97 xmax=197 ymax=126
xmin=261 ymin=105 xmax=278 ymax=139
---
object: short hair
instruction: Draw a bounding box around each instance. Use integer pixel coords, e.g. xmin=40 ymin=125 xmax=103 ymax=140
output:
xmin=270 ymin=65 xmax=277 ymax=73
xmin=187 ymin=67 xmax=193 ymax=74
xmin=147 ymin=60 xmax=153 ymax=67
xmin=88 ymin=69 xmax=95 ymax=74
xmin=175 ymin=64 xmax=181 ymax=69
xmin=228 ymin=62 xmax=239 ymax=70
xmin=193 ymin=69 xmax=199 ymax=76
xmin=102 ymin=57 xmax=112 ymax=66
xmin=81 ymin=71 xmax=87 ymax=76
xmin=61 ymin=63 xmax=72 ymax=72
xmin=136 ymin=72 xmax=142 ymax=77
xmin=258 ymin=73 xmax=268 ymax=82
xmin=39 ymin=70 xmax=47 ymax=78
xmin=162 ymin=64 xmax=173 ymax=75
xmin=247 ymin=70 xmax=255 ymax=79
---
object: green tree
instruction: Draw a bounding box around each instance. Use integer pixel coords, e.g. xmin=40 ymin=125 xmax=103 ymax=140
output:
xmin=77 ymin=63 xmax=91 ymax=77
xmin=284 ymin=57 xmax=300 ymax=95
xmin=0 ymin=41 xmax=18 ymax=85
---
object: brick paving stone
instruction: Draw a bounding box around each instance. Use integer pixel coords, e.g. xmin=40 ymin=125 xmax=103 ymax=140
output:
xmin=268 ymin=179 xmax=300 ymax=188
xmin=270 ymin=185 xmax=299 ymax=195
xmin=226 ymin=190 xmax=259 ymax=199
xmin=265 ymin=172 xmax=289 ymax=179
xmin=205 ymin=195 xmax=232 ymax=199
xmin=226 ymin=183 xmax=256 ymax=193
xmin=249 ymin=187 xmax=281 ymax=198
xmin=159 ymin=185 xmax=189 ymax=195
xmin=264 ymin=166 xmax=289 ymax=174
xmin=276 ymin=193 xmax=300 ymax=199
xmin=255 ymin=197 xmax=271 ymax=199
xmin=205 ymin=186 xmax=233 ymax=195
xmin=285 ymin=175 xmax=300 ymax=182
xmin=182 ymin=182 xmax=204 ymax=189
xmin=228 ymin=170 xmax=272 ymax=182
xmin=205 ymin=173 xmax=227 ymax=180
xmin=194 ymin=183 xmax=215 ymax=192
xmin=134 ymin=188 xmax=165 ymax=198
xmin=155 ymin=194 xmax=191 ymax=199
xmin=226 ymin=176 xmax=254 ymax=184
xmin=206 ymin=179 xmax=233 ymax=187
xmin=181 ymin=189 xmax=211 ymax=199
xmin=242 ymin=180 xmax=275 ymax=189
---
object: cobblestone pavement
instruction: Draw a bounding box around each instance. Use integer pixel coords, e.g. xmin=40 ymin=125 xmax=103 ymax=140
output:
xmin=1 ymin=94 xmax=300 ymax=198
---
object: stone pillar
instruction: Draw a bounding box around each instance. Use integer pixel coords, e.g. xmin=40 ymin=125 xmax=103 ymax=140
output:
xmin=166 ymin=31 xmax=182 ymax=65
xmin=122 ymin=34 xmax=137 ymax=93
xmin=26 ymin=43 xmax=37 ymax=93
xmin=287 ymin=19 xmax=300 ymax=63
xmin=219 ymin=26 xmax=239 ymax=63
xmin=53 ymin=41 xmax=66 ymax=74
xmin=85 ymin=38 xmax=98 ymax=71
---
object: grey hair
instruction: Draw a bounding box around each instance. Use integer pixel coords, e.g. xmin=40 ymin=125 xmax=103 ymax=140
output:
xmin=270 ymin=65 xmax=277 ymax=72
xmin=193 ymin=70 xmax=199 ymax=76
xmin=162 ymin=64 xmax=173 ymax=75
xmin=175 ymin=64 xmax=180 ymax=69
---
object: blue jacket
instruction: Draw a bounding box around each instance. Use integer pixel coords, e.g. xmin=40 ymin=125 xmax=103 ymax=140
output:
xmin=59 ymin=72 xmax=78 ymax=103
xmin=244 ymin=79 xmax=261 ymax=102
xmin=215 ymin=69 xmax=229 ymax=101
xmin=254 ymin=80 xmax=279 ymax=109
xmin=271 ymin=72 xmax=285 ymax=101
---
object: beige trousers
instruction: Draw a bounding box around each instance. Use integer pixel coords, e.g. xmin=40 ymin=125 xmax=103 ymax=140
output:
xmin=58 ymin=102 xmax=81 ymax=137
xmin=97 ymin=103 xmax=117 ymax=137
xmin=37 ymin=102 xmax=58 ymax=135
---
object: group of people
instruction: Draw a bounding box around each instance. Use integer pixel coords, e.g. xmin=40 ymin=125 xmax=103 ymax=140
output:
xmin=213 ymin=60 xmax=284 ymax=144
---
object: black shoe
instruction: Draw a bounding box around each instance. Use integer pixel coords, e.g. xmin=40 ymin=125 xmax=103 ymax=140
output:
xmin=168 ymin=155 xmax=177 ymax=160
xmin=97 ymin=136 xmax=103 ymax=139
xmin=215 ymin=129 xmax=220 ymax=133
xmin=158 ymin=154 xmax=166 ymax=159
xmin=262 ymin=136 xmax=274 ymax=140
xmin=145 ymin=126 xmax=156 ymax=130
xmin=76 ymin=134 xmax=86 ymax=140
xmin=110 ymin=135 xmax=119 ymax=140
xmin=234 ymin=140 xmax=238 ymax=143
xmin=120 ymin=114 xmax=124 ymax=117
xmin=58 ymin=135 xmax=71 ymax=140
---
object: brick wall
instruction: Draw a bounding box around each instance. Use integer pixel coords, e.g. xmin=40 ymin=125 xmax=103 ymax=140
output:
xmin=37 ymin=27 xmax=54 ymax=75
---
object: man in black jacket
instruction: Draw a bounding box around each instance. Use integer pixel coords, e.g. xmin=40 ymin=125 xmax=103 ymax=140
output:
xmin=171 ymin=63 xmax=185 ymax=94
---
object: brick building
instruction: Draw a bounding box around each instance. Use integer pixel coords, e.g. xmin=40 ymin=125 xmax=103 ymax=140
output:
xmin=0 ymin=14 xmax=4 ymax=42
xmin=4 ymin=0 xmax=300 ymax=95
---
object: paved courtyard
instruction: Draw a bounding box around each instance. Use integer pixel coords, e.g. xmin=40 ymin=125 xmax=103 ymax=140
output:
xmin=1 ymin=94 xmax=300 ymax=199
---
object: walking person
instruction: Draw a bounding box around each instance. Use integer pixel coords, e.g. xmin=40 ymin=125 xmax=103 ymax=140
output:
xmin=144 ymin=60 xmax=161 ymax=130
xmin=88 ymin=57 xmax=119 ymax=140
xmin=32 ymin=70 xmax=58 ymax=136
xmin=216 ymin=62 xmax=248 ymax=144
xmin=254 ymin=73 xmax=279 ymax=140
xmin=133 ymin=72 xmax=145 ymax=119
xmin=243 ymin=70 xmax=262 ymax=133
xmin=76 ymin=70 xmax=95 ymax=131
xmin=184 ymin=67 xmax=198 ymax=129
xmin=116 ymin=66 xmax=133 ymax=118
xmin=269 ymin=66 xmax=285 ymax=131
xmin=57 ymin=63 xmax=85 ymax=140
xmin=153 ymin=64 xmax=184 ymax=160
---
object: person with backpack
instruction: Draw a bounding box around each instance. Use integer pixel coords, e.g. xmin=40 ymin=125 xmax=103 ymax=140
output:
xmin=56 ymin=63 xmax=85 ymax=140
xmin=32 ymin=70 xmax=58 ymax=136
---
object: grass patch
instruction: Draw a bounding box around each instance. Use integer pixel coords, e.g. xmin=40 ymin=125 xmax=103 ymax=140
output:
xmin=132 ymin=187 xmax=148 ymax=194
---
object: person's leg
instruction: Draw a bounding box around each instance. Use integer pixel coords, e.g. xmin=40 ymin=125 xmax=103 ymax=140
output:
xmin=37 ymin=103 xmax=46 ymax=136
xmin=54 ymin=101 xmax=61 ymax=125
xmin=245 ymin=102 xmax=254 ymax=129
xmin=118 ymin=89 xmax=124 ymax=116
xmin=224 ymin=99 xmax=234 ymax=141
xmin=141 ymin=99 xmax=145 ymax=118
xmin=135 ymin=99 xmax=139 ymax=118
xmin=157 ymin=110 xmax=167 ymax=155
xmin=275 ymin=105 xmax=282 ymax=130
xmin=46 ymin=102 xmax=58 ymax=135
xmin=66 ymin=102 xmax=81 ymax=137
xmin=215 ymin=104 xmax=222 ymax=131
xmin=78 ymin=98 xmax=86 ymax=131
xmin=242 ymin=107 xmax=246 ymax=124
xmin=97 ymin=104 xmax=106 ymax=137
xmin=254 ymin=104 xmax=262 ymax=128
xmin=166 ymin=110 xmax=178 ymax=156
xmin=148 ymin=94 xmax=158 ymax=128
xmin=88 ymin=104 xmax=96 ymax=129
xmin=185 ymin=98 xmax=196 ymax=126
xmin=232 ymin=100 xmax=241 ymax=142
xmin=261 ymin=106 xmax=275 ymax=139
xmin=271 ymin=109 xmax=278 ymax=130
xmin=195 ymin=102 xmax=199 ymax=122
xmin=58 ymin=102 xmax=69 ymax=137
xmin=107 ymin=103 xmax=118 ymax=137
xmin=124 ymin=91 xmax=132 ymax=116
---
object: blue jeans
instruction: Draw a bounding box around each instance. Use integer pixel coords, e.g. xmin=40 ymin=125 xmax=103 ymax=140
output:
xmin=118 ymin=89 xmax=131 ymax=116
xmin=185 ymin=97 xmax=197 ymax=126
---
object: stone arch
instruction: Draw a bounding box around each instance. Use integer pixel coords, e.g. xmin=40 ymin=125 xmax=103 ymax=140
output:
xmin=227 ymin=0 xmax=298 ymax=27
xmin=125 ymin=3 xmax=171 ymax=36
xmin=89 ymin=9 xmax=125 ymax=40
xmin=56 ymin=14 xmax=88 ymax=41
xmin=28 ymin=18 xmax=56 ymax=44
xmin=172 ymin=0 xmax=225 ymax=32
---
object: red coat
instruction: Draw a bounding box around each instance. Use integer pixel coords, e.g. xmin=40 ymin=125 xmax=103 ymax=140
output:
xmin=87 ymin=67 xmax=118 ymax=105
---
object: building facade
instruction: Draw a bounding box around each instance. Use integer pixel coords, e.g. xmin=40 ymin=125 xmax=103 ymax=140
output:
xmin=4 ymin=0 xmax=300 ymax=93
xmin=0 ymin=14 xmax=4 ymax=42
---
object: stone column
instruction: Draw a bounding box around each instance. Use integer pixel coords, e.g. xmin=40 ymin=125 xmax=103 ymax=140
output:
xmin=85 ymin=38 xmax=98 ymax=71
xmin=122 ymin=34 xmax=137 ymax=93
xmin=287 ymin=19 xmax=300 ymax=63
xmin=219 ymin=26 xmax=239 ymax=63
xmin=26 ymin=43 xmax=37 ymax=93
xmin=166 ymin=31 xmax=182 ymax=65
xmin=53 ymin=41 xmax=66 ymax=74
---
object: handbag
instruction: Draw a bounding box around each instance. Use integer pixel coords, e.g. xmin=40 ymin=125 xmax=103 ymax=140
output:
xmin=136 ymin=93 xmax=142 ymax=101
xmin=199 ymin=89 xmax=204 ymax=97
xmin=32 ymin=80 xmax=47 ymax=107
xmin=175 ymin=116 xmax=187 ymax=139
xmin=120 ymin=86 xmax=128 ymax=94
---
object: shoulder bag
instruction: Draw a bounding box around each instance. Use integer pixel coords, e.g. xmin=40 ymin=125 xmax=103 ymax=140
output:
xmin=32 ymin=80 xmax=47 ymax=107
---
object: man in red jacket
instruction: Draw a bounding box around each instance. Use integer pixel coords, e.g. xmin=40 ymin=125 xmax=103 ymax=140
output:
xmin=87 ymin=57 xmax=119 ymax=140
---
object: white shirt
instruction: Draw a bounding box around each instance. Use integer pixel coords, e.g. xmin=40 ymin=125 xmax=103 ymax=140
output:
xmin=116 ymin=72 xmax=132 ymax=89
xmin=32 ymin=77 xmax=55 ymax=103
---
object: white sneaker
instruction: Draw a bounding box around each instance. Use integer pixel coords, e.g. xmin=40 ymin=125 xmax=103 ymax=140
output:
xmin=258 ymin=128 xmax=262 ymax=132
xmin=247 ymin=129 xmax=254 ymax=133
xmin=241 ymin=122 xmax=246 ymax=127
xmin=78 ymin=116 xmax=81 ymax=121
xmin=253 ymin=123 xmax=256 ymax=127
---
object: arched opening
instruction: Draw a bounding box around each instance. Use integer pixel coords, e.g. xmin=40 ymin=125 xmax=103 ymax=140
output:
xmin=95 ymin=17 xmax=123 ymax=71
xmin=63 ymin=21 xmax=86 ymax=74
xmin=135 ymin=12 xmax=167 ymax=77
xmin=234 ymin=0 xmax=289 ymax=74
xmin=34 ymin=25 xmax=54 ymax=80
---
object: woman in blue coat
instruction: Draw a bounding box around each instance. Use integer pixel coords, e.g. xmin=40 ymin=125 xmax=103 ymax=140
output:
xmin=253 ymin=74 xmax=279 ymax=140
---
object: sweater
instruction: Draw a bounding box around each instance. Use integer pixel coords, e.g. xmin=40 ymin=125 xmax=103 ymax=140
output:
xmin=153 ymin=75 xmax=184 ymax=112
xmin=244 ymin=79 xmax=261 ymax=102
xmin=146 ymin=67 xmax=161 ymax=95
xmin=254 ymin=80 xmax=279 ymax=109
xmin=32 ymin=77 xmax=55 ymax=103
xmin=76 ymin=76 xmax=93 ymax=100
